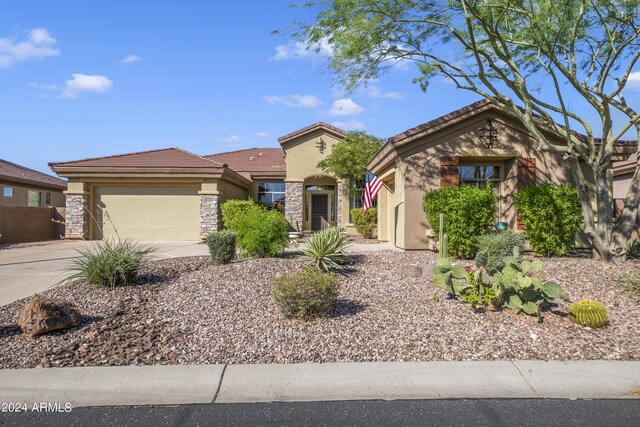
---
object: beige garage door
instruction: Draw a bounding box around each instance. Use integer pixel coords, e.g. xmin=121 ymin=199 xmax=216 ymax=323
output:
xmin=94 ymin=186 xmax=201 ymax=240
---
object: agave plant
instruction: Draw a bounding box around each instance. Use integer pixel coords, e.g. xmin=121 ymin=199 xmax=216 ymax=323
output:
xmin=301 ymin=227 xmax=351 ymax=271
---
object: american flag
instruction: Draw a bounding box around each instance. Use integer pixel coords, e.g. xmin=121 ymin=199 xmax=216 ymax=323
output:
xmin=363 ymin=168 xmax=383 ymax=213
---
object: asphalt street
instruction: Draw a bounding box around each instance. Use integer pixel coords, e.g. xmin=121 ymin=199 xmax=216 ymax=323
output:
xmin=1 ymin=399 xmax=639 ymax=427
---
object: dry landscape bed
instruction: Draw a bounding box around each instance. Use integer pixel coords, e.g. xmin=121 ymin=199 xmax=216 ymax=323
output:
xmin=0 ymin=251 xmax=639 ymax=369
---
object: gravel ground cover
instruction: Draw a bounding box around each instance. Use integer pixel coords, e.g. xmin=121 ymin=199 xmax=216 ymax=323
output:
xmin=0 ymin=251 xmax=638 ymax=368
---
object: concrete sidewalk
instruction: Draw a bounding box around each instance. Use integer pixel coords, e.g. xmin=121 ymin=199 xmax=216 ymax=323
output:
xmin=1 ymin=361 xmax=638 ymax=407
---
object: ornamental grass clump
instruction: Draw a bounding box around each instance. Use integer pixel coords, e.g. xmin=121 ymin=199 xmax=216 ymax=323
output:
xmin=476 ymin=232 xmax=526 ymax=273
xmin=568 ymin=299 xmax=608 ymax=328
xmin=272 ymin=268 xmax=339 ymax=320
xmin=206 ymin=231 xmax=236 ymax=265
xmin=301 ymin=226 xmax=350 ymax=271
xmin=62 ymin=239 xmax=153 ymax=288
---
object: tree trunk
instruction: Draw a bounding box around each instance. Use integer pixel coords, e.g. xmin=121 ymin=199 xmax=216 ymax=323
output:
xmin=612 ymin=159 xmax=640 ymax=249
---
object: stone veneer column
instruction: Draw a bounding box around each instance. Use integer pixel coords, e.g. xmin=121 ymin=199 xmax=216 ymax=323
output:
xmin=65 ymin=193 xmax=90 ymax=239
xmin=336 ymin=181 xmax=344 ymax=228
xmin=285 ymin=181 xmax=304 ymax=233
xmin=200 ymin=194 xmax=220 ymax=238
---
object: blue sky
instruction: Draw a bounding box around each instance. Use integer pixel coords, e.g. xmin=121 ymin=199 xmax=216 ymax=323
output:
xmin=1 ymin=1 xmax=638 ymax=175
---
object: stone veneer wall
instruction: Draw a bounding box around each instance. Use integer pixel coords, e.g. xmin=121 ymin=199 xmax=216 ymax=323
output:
xmin=200 ymin=194 xmax=220 ymax=238
xmin=285 ymin=181 xmax=304 ymax=233
xmin=336 ymin=181 xmax=344 ymax=228
xmin=65 ymin=193 xmax=89 ymax=239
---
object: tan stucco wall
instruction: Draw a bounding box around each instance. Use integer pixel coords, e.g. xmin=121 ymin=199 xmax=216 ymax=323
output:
xmin=283 ymin=130 xmax=344 ymax=181
xmin=0 ymin=180 xmax=65 ymax=207
xmin=216 ymin=179 xmax=247 ymax=203
xmin=614 ymin=174 xmax=631 ymax=199
xmin=399 ymin=111 xmax=572 ymax=250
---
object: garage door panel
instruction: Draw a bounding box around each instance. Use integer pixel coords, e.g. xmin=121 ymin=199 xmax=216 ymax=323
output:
xmin=94 ymin=186 xmax=201 ymax=240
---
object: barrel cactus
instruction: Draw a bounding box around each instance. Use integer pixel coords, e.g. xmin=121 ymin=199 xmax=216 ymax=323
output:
xmin=568 ymin=300 xmax=608 ymax=328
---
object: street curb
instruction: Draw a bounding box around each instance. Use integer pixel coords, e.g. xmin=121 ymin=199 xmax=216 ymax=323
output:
xmin=0 ymin=361 xmax=638 ymax=407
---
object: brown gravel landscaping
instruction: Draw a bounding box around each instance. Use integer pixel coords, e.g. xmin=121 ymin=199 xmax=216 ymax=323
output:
xmin=0 ymin=251 xmax=639 ymax=368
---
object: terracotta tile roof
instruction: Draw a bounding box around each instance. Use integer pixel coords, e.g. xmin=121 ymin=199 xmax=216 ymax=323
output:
xmin=204 ymin=148 xmax=285 ymax=173
xmin=49 ymin=147 xmax=225 ymax=169
xmin=388 ymin=99 xmax=492 ymax=144
xmin=0 ymin=159 xmax=67 ymax=190
xmin=278 ymin=122 xmax=347 ymax=144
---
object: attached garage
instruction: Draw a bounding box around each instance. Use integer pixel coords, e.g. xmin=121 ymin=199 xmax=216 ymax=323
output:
xmin=93 ymin=186 xmax=201 ymax=240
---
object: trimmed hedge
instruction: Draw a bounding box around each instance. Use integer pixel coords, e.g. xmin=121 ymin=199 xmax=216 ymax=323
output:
xmin=423 ymin=185 xmax=496 ymax=259
xmin=514 ymin=183 xmax=583 ymax=257
xmin=272 ymin=268 xmax=339 ymax=319
xmin=351 ymin=207 xmax=377 ymax=239
xmin=206 ymin=231 xmax=236 ymax=265
xmin=222 ymin=200 xmax=289 ymax=257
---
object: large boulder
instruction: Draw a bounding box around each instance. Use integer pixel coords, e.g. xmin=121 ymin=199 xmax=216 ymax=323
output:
xmin=18 ymin=297 xmax=82 ymax=337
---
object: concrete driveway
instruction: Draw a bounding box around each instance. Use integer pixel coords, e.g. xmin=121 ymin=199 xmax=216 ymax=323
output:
xmin=0 ymin=240 xmax=209 ymax=307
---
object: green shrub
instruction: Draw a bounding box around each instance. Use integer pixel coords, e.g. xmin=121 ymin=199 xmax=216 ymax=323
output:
xmin=221 ymin=199 xmax=256 ymax=230
xmin=351 ymin=207 xmax=377 ymax=239
xmin=206 ymin=231 xmax=236 ymax=265
xmin=423 ymin=185 xmax=496 ymax=259
xmin=230 ymin=204 xmax=289 ymax=257
xmin=625 ymin=239 xmax=640 ymax=260
xmin=63 ymin=239 xmax=153 ymax=288
xmin=476 ymin=232 xmax=526 ymax=272
xmin=302 ymin=227 xmax=350 ymax=271
xmin=272 ymin=268 xmax=340 ymax=319
xmin=514 ymin=183 xmax=583 ymax=257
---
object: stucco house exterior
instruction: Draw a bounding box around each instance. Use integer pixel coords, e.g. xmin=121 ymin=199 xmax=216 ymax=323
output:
xmin=1 ymin=159 xmax=66 ymax=207
xmin=49 ymin=123 xmax=357 ymax=240
xmin=366 ymin=100 xmax=637 ymax=250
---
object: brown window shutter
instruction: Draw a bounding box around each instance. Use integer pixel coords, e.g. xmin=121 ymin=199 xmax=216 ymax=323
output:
xmin=516 ymin=158 xmax=537 ymax=230
xmin=517 ymin=157 xmax=536 ymax=187
xmin=440 ymin=156 xmax=459 ymax=187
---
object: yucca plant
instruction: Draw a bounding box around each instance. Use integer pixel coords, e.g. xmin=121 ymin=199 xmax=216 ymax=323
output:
xmin=625 ymin=239 xmax=640 ymax=260
xmin=301 ymin=227 xmax=350 ymax=271
xmin=62 ymin=239 xmax=154 ymax=288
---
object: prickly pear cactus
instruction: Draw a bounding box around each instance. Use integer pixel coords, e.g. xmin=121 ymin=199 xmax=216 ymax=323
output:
xmin=568 ymin=299 xmax=608 ymax=328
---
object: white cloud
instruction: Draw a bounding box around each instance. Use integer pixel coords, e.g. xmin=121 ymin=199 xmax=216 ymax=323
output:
xmin=327 ymin=98 xmax=365 ymax=116
xmin=220 ymin=134 xmax=240 ymax=143
xmin=628 ymin=71 xmax=640 ymax=91
xmin=0 ymin=28 xmax=60 ymax=68
xmin=120 ymin=54 xmax=141 ymax=63
xmin=29 ymin=82 xmax=59 ymax=91
xmin=263 ymin=94 xmax=322 ymax=109
xmin=270 ymin=38 xmax=333 ymax=61
xmin=61 ymin=74 xmax=113 ymax=98
xmin=254 ymin=131 xmax=269 ymax=138
xmin=364 ymin=85 xmax=403 ymax=99
xmin=331 ymin=120 xmax=365 ymax=131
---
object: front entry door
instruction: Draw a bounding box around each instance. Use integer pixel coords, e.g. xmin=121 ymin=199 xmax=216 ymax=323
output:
xmin=311 ymin=194 xmax=329 ymax=231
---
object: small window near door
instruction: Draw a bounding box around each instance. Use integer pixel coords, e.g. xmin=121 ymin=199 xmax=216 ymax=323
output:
xmin=348 ymin=179 xmax=365 ymax=223
xmin=3 ymin=187 xmax=13 ymax=197
xmin=46 ymin=192 xmax=52 ymax=205
xmin=27 ymin=190 xmax=41 ymax=207
xmin=258 ymin=182 xmax=286 ymax=213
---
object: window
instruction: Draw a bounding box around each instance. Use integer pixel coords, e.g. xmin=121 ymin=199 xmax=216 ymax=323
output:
xmin=305 ymin=185 xmax=336 ymax=191
xmin=46 ymin=192 xmax=52 ymax=205
xmin=3 ymin=187 xmax=13 ymax=197
xmin=459 ymin=165 xmax=501 ymax=186
xmin=27 ymin=190 xmax=41 ymax=207
xmin=258 ymin=182 xmax=286 ymax=213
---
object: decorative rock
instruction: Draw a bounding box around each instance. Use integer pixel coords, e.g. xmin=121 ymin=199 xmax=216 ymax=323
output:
xmin=395 ymin=264 xmax=423 ymax=278
xmin=422 ymin=260 xmax=436 ymax=280
xmin=18 ymin=297 xmax=82 ymax=337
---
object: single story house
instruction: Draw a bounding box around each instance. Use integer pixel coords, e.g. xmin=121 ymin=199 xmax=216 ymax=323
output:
xmin=1 ymin=159 xmax=66 ymax=207
xmin=49 ymin=100 xmax=637 ymax=246
xmin=49 ymin=123 xmax=357 ymax=240
xmin=366 ymin=100 xmax=637 ymax=250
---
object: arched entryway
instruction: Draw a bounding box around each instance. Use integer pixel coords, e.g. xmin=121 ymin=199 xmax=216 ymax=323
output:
xmin=302 ymin=175 xmax=338 ymax=232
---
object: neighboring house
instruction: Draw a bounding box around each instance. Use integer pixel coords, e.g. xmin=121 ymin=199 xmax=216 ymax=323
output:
xmin=49 ymin=123 xmax=356 ymax=241
xmin=366 ymin=100 xmax=637 ymax=250
xmin=0 ymin=159 xmax=66 ymax=207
